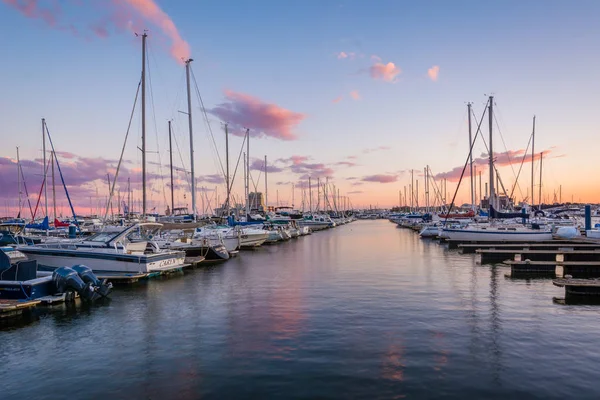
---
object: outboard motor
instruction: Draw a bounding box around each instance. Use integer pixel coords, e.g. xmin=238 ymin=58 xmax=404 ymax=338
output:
xmin=52 ymin=266 xmax=104 ymax=302
xmin=72 ymin=265 xmax=113 ymax=298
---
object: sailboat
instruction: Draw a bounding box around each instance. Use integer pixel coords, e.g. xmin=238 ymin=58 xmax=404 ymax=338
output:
xmin=18 ymin=35 xmax=188 ymax=275
xmin=441 ymin=97 xmax=553 ymax=242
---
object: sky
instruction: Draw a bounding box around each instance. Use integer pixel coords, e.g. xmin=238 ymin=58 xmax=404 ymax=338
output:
xmin=1 ymin=0 xmax=599 ymax=217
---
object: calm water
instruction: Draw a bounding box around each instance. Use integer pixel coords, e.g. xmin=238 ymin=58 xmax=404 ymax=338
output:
xmin=2 ymin=220 xmax=600 ymax=399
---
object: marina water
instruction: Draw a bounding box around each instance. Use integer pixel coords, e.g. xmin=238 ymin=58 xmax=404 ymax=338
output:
xmin=2 ymin=220 xmax=600 ymax=399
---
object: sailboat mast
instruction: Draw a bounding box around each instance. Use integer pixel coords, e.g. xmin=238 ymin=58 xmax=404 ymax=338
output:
xmin=225 ymin=123 xmax=230 ymax=217
xmin=539 ymin=151 xmax=543 ymax=209
xmin=185 ymin=58 xmax=196 ymax=220
xmin=317 ymin=177 xmax=321 ymax=212
xmin=168 ymin=120 xmax=174 ymax=214
xmin=264 ymin=155 xmax=268 ymax=212
xmin=245 ymin=128 xmax=250 ymax=217
xmin=531 ymin=115 xmax=536 ymax=207
xmin=309 ymin=176 xmax=312 ymax=213
xmin=42 ymin=118 xmax=48 ymax=217
xmin=51 ymin=151 xmax=56 ymax=220
xmin=127 ymin=177 xmax=131 ymax=218
xmin=141 ymin=32 xmax=147 ymax=218
xmin=468 ymin=102 xmax=474 ymax=210
xmin=16 ymin=147 xmax=21 ymax=217
xmin=411 ymin=169 xmax=414 ymax=212
xmin=488 ymin=95 xmax=495 ymax=210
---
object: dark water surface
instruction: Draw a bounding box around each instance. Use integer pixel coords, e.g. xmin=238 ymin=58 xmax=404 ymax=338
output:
xmin=2 ymin=220 xmax=600 ymax=399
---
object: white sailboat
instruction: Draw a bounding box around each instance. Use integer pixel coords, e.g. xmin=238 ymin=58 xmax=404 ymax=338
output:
xmin=441 ymin=97 xmax=553 ymax=242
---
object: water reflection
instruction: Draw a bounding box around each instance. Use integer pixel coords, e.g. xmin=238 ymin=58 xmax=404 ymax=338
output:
xmin=2 ymin=221 xmax=600 ymax=399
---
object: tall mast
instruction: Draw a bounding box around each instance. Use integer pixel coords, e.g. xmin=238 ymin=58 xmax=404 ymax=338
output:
xmin=473 ymin=165 xmax=478 ymax=207
xmin=478 ymin=171 xmax=482 ymax=209
xmin=531 ymin=115 xmax=536 ymax=207
xmin=411 ymin=169 xmax=414 ymax=212
xmin=416 ymin=180 xmax=419 ymax=210
xmin=141 ymin=32 xmax=147 ymax=218
xmin=245 ymin=128 xmax=250 ymax=217
xmin=292 ymin=183 xmax=295 ymax=208
xmin=468 ymin=102 xmax=474 ymax=210
xmin=309 ymin=176 xmax=312 ymax=212
xmin=264 ymin=155 xmax=268 ymax=212
xmin=224 ymin=123 xmax=230 ymax=217
xmin=16 ymin=147 xmax=21 ymax=217
xmin=184 ymin=58 xmax=196 ymax=220
xmin=424 ymin=166 xmax=429 ymax=213
xmin=168 ymin=120 xmax=174 ymax=214
xmin=488 ymin=95 xmax=495 ymax=210
xmin=51 ymin=151 xmax=56 ymax=220
xmin=539 ymin=151 xmax=543 ymax=209
xmin=42 ymin=118 xmax=48 ymax=217
xmin=317 ymin=177 xmax=321 ymax=212
xmin=127 ymin=177 xmax=131 ymax=218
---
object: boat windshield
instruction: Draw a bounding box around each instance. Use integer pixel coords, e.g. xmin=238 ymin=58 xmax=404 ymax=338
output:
xmin=85 ymin=232 xmax=117 ymax=242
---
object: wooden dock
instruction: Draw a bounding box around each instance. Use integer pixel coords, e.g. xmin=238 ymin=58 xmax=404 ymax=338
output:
xmin=0 ymin=299 xmax=40 ymax=319
xmin=459 ymin=242 xmax=600 ymax=254
xmin=553 ymin=278 xmax=600 ymax=298
xmin=476 ymin=248 xmax=600 ymax=265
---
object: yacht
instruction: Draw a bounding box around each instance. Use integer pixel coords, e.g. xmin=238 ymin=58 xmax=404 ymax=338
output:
xmin=17 ymin=223 xmax=186 ymax=275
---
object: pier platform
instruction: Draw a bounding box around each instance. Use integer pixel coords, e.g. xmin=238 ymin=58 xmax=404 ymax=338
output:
xmin=459 ymin=242 xmax=600 ymax=254
xmin=553 ymin=278 xmax=600 ymax=298
xmin=476 ymin=249 xmax=600 ymax=264
xmin=0 ymin=299 xmax=40 ymax=319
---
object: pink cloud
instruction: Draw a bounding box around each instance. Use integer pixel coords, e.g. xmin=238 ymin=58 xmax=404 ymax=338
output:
xmin=369 ymin=62 xmax=401 ymax=82
xmin=2 ymin=0 xmax=59 ymax=26
xmin=335 ymin=161 xmax=357 ymax=167
xmin=435 ymin=148 xmax=560 ymax=182
xmin=362 ymin=174 xmax=397 ymax=183
xmin=370 ymin=55 xmax=382 ymax=62
xmin=210 ymin=90 xmax=305 ymax=141
xmin=3 ymin=0 xmax=190 ymax=63
xmin=332 ymin=96 xmax=343 ymax=104
xmin=249 ymin=158 xmax=283 ymax=173
xmin=428 ymin=65 xmax=440 ymax=81
xmin=336 ymin=51 xmax=356 ymax=60
xmin=120 ymin=0 xmax=190 ymax=63
xmin=350 ymin=90 xmax=360 ymax=100
xmin=363 ymin=146 xmax=390 ymax=154
xmin=197 ymin=174 xmax=224 ymax=184
xmin=276 ymin=155 xmax=333 ymax=177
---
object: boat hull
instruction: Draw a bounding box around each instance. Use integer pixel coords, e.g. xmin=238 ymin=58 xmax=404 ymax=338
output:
xmin=441 ymin=228 xmax=553 ymax=242
xmin=18 ymin=248 xmax=186 ymax=274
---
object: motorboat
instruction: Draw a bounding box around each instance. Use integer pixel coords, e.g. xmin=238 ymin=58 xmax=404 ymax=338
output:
xmin=0 ymin=247 xmax=112 ymax=301
xmin=17 ymin=223 xmax=186 ymax=275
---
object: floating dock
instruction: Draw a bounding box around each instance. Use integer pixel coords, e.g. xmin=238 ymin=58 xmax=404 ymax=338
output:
xmin=0 ymin=299 xmax=40 ymax=319
xmin=553 ymin=278 xmax=600 ymax=298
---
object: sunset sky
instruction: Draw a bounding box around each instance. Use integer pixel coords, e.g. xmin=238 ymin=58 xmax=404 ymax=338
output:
xmin=1 ymin=0 xmax=599 ymax=217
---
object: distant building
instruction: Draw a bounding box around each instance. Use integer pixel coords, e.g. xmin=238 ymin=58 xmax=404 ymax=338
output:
xmin=248 ymin=192 xmax=265 ymax=211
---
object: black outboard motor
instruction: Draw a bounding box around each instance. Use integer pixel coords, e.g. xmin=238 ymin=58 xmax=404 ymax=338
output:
xmin=52 ymin=266 xmax=102 ymax=302
xmin=71 ymin=265 xmax=113 ymax=298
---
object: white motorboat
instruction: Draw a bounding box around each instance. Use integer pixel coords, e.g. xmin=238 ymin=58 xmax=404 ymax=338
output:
xmin=441 ymin=224 xmax=553 ymax=242
xmin=18 ymin=223 xmax=186 ymax=275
